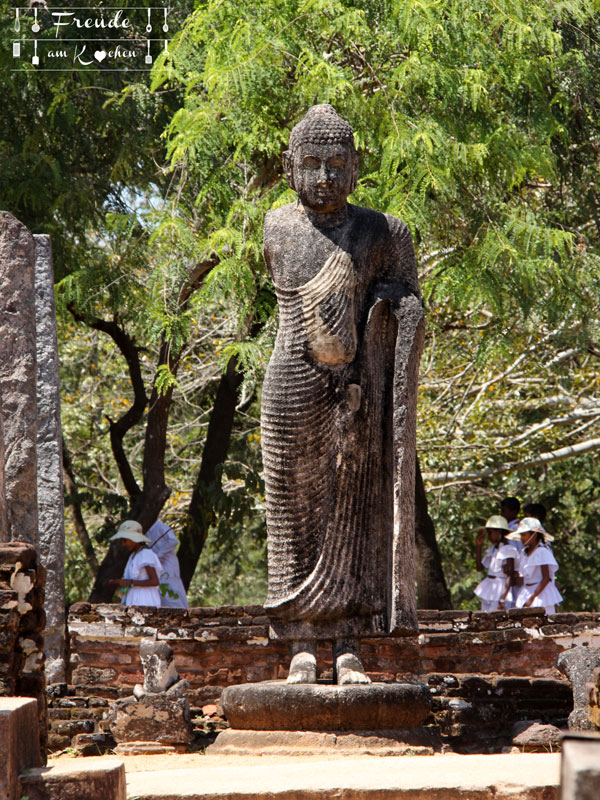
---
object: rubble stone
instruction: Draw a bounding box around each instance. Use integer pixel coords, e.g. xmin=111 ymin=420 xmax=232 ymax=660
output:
xmin=511 ymin=720 xmax=562 ymax=752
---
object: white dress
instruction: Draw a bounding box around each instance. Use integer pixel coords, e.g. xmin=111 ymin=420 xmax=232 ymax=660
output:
xmin=506 ymin=527 xmax=524 ymax=603
xmin=515 ymin=544 xmax=562 ymax=614
xmin=146 ymin=521 xmax=189 ymax=609
xmin=474 ymin=542 xmax=518 ymax=611
xmin=122 ymin=548 xmax=163 ymax=607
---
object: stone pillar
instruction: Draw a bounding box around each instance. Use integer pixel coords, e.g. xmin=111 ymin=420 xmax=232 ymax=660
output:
xmin=34 ymin=235 xmax=66 ymax=685
xmin=0 ymin=393 xmax=8 ymax=543
xmin=0 ymin=212 xmax=38 ymax=544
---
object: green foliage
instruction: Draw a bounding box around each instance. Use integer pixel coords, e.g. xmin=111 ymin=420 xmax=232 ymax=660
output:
xmin=5 ymin=0 xmax=600 ymax=608
xmin=148 ymin=0 xmax=600 ymax=607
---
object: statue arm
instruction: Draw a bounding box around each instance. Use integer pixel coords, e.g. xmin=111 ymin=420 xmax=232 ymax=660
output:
xmin=263 ymin=209 xmax=277 ymax=281
xmin=386 ymin=216 xmax=421 ymax=298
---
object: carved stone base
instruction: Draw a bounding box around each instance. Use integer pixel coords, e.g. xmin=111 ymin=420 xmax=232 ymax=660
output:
xmin=210 ymin=680 xmax=437 ymax=755
xmin=220 ymin=681 xmax=432 ymax=731
xmin=209 ymin=728 xmax=438 ymax=755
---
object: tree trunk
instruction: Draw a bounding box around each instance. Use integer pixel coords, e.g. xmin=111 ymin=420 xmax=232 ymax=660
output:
xmin=178 ymin=355 xmax=244 ymax=589
xmin=414 ymin=456 xmax=453 ymax=609
xmin=88 ymin=542 xmax=130 ymax=603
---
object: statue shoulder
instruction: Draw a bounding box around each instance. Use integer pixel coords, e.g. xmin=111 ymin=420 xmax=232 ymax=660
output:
xmin=264 ymin=204 xmax=296 ymax=267
xmin=382 ymin=211 xmax=413 ymax=241
xmin=348 ymin=205 xmax=411 ymax=241
xmin=349 ymin=206 xmax=420 ymax=295
xmin=264 ymin=203 xmax=296 ymax=237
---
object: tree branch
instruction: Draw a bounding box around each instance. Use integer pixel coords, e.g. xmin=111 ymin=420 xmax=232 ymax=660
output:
xmin=67 ymin=304 xmax=146 ymax=497
xmin=88 ymin=257 xmax=221 ymax=600
xmin=423 ymin=436 xmax=600 ymax=483
xmin=62 ymin=437 xmax=99 ymax=577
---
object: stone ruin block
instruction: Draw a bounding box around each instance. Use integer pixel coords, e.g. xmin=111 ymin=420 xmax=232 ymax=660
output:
xmin=0 ymin=697 xmax=41 ymax=800
xmin=109 ymin=694 xmax=192 ymax=746
xmin=587 ymin=666 xmax=600 ymax=729
xmin=557 ymin=645 xmax=600 ymax=731
xmin=560 ymin=733 xmax=600 ymax=800
xmin=19 ymin=759 xmax=126 ymax=800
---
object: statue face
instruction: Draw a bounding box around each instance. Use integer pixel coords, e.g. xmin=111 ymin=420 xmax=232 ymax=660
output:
xmin=287 ymin=142 xmax=357 ymax=213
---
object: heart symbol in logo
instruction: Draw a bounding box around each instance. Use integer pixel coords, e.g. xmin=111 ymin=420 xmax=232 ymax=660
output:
xmin=94 ymin=49 xmax=107 ymax=62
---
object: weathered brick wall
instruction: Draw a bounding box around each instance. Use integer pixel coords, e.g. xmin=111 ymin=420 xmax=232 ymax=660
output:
xmin=427 ymin=673 xmax=572 ymax=752
xmin=67 ymin=604 xmax=600 ymax=689
xmin=0 ymin=542 xmax=47 ymax=758
xmin=48 ymin=604 xmax=599 ymax=752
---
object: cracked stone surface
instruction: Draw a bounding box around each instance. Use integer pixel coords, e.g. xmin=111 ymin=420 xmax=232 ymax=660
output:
xmin=34 ymin=234 xmax=66 ymax=683
xmin=557 ymin=645 xmax=600 ymax=730
xmin=0 ymin=212 xmax=38 ymax=545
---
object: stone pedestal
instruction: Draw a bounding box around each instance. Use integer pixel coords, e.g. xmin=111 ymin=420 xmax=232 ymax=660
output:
xmin=209 ymin=681 xmax=437 ymax=755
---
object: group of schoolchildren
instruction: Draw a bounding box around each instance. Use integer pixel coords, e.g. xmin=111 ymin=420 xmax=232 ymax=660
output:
xmin=474 ymin=497 xmax=562 ymax=615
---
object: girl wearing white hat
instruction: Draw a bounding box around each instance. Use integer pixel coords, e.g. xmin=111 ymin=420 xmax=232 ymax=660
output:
xmin=508 ymin=517 xmax=562 ymax=615
xmin=108 ymin=520 xmax=163 ymax=607
xmin=474 ymin=516 xmax=518 ymax=611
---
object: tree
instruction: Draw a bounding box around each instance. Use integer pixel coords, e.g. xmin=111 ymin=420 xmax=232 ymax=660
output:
xmin=3 ymin=0 xmax=599 ymax=609
xmin=148 ymin=0 xmax=599 ymax=606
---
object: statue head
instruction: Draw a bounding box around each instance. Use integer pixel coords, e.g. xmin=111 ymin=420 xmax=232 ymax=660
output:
xmin=283 ymin=105 xmax=359 ymax=214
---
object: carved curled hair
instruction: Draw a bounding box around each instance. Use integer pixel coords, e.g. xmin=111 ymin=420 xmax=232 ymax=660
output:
xmin=288 ymin=104 xmax=356 ymax=155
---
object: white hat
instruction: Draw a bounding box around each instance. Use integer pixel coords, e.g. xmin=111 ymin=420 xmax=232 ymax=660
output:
xmin=110 ymin=520 xmax=150 ymax=544
xmin=485 ymin=515 xmax=510 ymax=532
xmin=506 ymin=516 xmax=554 ymax=542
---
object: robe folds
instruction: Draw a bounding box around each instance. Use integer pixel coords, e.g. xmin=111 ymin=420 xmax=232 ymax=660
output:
xmin=261 ymin=203 xmax=424 ymax=641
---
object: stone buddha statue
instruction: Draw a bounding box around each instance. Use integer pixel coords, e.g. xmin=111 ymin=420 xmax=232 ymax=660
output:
xmin=261 ymin=104 xmax=424 ymax=684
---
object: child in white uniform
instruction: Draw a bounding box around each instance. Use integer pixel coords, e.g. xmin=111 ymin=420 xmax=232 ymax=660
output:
xmin=146 ymin=520 xmax=189 ymax=609
xmin=108 ymin=520 xmax=163 ymax=607
xmin=508 ymin=517 xmax=562 ymax=615
xmin=474 ymin=515 xmax=518 ymax=611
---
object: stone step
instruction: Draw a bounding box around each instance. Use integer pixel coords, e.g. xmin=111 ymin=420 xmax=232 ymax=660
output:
xmin=0 ymin=696 xmax=41 ymax=800
xmin=123 ymin=752 xmax=561 ymax=800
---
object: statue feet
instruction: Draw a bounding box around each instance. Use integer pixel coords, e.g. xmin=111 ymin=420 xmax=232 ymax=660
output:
xmin=286 ymin=640 xmax=317 ymax=684
xmin=334 ymin=639 xmax=371 ymax=685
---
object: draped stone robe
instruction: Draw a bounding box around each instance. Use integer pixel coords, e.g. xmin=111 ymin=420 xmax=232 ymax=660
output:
xmin=261 ymin=202 xmax=424 ymax=641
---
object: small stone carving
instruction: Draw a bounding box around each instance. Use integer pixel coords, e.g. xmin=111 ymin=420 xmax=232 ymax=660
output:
xmin=261 ymin=105 xmax=424 ymax=684
xmin=557 ymin=645 xmax=600 ymax=730
xmin=133 ymin=640 xmax=188 ymax=698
